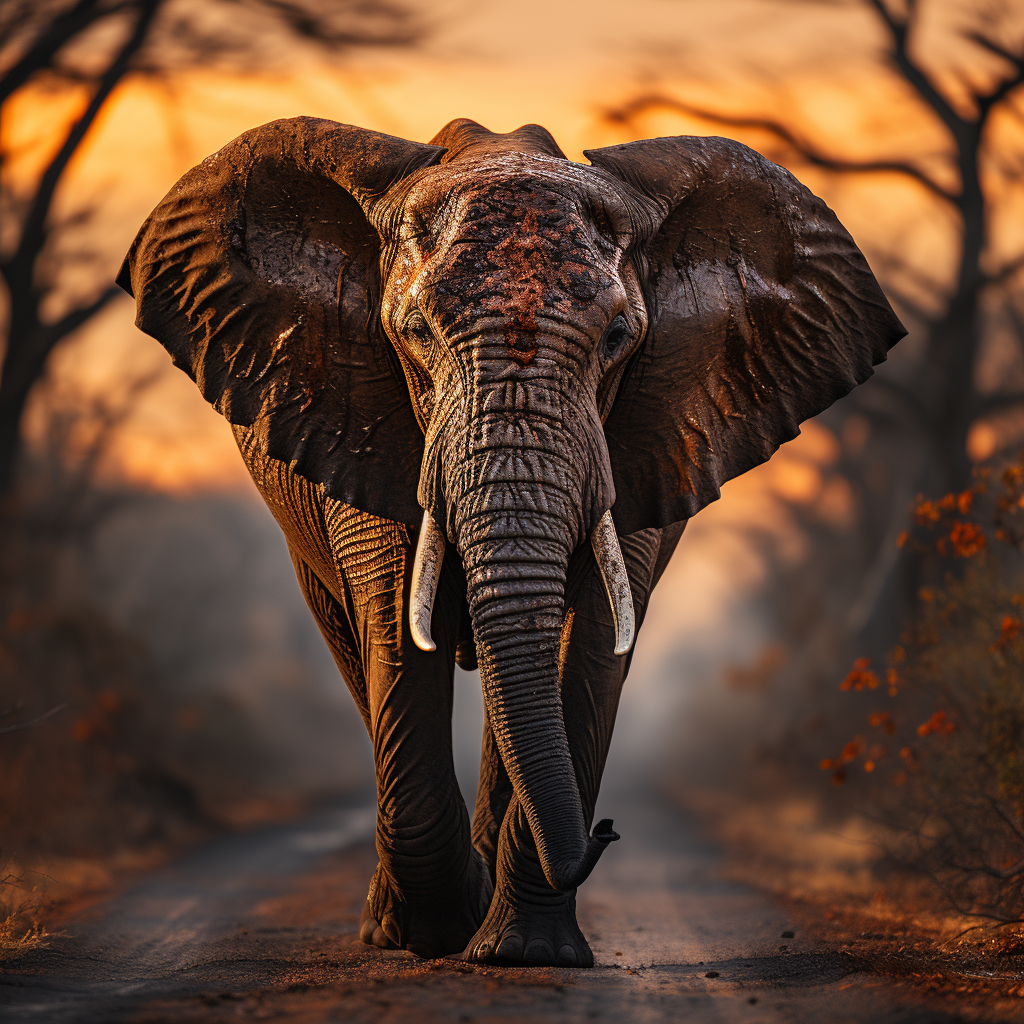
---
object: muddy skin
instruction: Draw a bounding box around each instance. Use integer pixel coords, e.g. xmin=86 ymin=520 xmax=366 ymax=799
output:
xmin=119 ymin=116 xmax=904 ymax=965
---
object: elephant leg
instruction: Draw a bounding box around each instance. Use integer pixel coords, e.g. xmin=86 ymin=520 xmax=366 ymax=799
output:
xmin=289 ymin=547 xmax=371 ymax=729
xmin=463 ymin=523 xmax=685 ymax=966
xmin=470 ymin=704 xmax=513 ymax=883
xmin=319 ymin=503 xmax=491 ymax=958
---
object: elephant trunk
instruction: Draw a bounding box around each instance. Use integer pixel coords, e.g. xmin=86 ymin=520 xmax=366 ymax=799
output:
xmin=445 ymin=431 xmax=619 ymax=892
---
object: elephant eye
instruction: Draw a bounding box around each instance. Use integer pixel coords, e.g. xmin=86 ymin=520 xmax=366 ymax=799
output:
xmin=404 ymin=312 xmax=433 ymax=346
xmin=601 ymin=314 xmax=630 ymax=358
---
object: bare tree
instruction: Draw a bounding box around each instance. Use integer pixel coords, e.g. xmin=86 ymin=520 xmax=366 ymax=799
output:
xmin=605 ymin=0 xmax=1024 ymax=490
xmin=0 ymin=0 xmax=425 ymax=495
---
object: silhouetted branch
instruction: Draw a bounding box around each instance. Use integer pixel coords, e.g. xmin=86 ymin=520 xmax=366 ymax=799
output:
xmin=248 ymin=0 xmax=421 ymax=47
xmin=986 ymin=253 xmax=1024 ymax=289
xmin=968 ymin=32 xmax=1024 ymax=119
xmin=0 ymin=0 xmax=111 ymax=106
xmin=604 ymin=93 xmax=956 ymax=202
xmin=867 ymin=249 xmax=950 ymax=314
xmin=1 ymin=0 xmax=159 ymax=287
xmin=0 ymin=703 xmax=66 ymax=737
xmin=39 ymin=286 xmax=122 ymax=350
xmin=975 ymin=392 xmax=1024 ymax=417
xmin=868 ymin=0 xmax=964 ymax=140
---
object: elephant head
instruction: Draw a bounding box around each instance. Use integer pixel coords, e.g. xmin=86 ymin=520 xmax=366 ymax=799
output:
xmin=119 ymin=116 xmax=904 ymax=893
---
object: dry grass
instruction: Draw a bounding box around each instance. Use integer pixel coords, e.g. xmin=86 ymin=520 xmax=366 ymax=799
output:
xmin=0 ymin=858 xmax=47 ymax=952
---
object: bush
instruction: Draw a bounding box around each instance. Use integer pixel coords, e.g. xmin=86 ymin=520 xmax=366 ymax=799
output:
xmin=820 ymin=456 xmax=1024 ymax=920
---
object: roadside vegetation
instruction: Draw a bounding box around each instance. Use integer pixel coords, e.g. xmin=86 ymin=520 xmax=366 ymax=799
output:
xmin=819 ymin=453 xmax=1024 ymax=924
xmin=0 ymin=383 xmax=285 ymax=954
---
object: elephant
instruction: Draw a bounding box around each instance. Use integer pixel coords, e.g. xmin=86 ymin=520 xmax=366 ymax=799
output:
xmin=118 ymin=116 xmax=905 ymax=967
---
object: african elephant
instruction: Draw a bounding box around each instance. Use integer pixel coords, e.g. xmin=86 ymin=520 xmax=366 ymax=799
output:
xmin=118 ymin=117 xmax=904 ymax=967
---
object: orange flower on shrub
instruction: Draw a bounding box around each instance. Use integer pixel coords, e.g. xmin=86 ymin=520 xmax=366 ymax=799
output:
xmin=917 ymin=710 xmax=954 ymax=737
xmin=840 ymin=657 xmax=879 ymax=691
xmin=914 ymin=497 xmax=941 ymax=526
xmin=991 ymin=616 xmax=1022 ymax=652
xmin=820 ymin=736 xmax=867 ymax=779
xmin=869 ymin=711 xmax=896 ymax=735
xmin=946 ymin=521 xmax=986 ymax=558
xmin=841 ymin=737 xmax=865 ymax=761
xmin=886 ymin=667 xmax=899 ymax=696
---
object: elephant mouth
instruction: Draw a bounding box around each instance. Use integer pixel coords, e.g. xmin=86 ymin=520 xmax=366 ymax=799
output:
xmin=408 ymin=507 xmax=634 ymax=657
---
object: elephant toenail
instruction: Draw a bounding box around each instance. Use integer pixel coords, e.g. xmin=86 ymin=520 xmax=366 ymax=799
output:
xmin=381 ymin=914 xmax=402 ymax=946
xmin=496 ymin=932 xmax=525 ymax=960
xmin=523 ymin=937 xmax=555 ymax=962
xmin=556 ymin=944 xmax=579 ymax=966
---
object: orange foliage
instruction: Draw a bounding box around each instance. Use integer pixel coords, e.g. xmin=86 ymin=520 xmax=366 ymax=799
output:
xmin=840 ymin=657 xmax=879 ymax=691
xmin=869 ymin=711 xmax=896 ymax=734
xmin=938 ymin=520 xmax=986 ymax=558
xmin=886 ymin=667 xmax=899 ymax=696
xmin=917 ymin=709 xmax=955 ymax=737
xmin=991 ymin=615 xmax=1022 ymax=652
xmin=818 ymin=455 xmax=1024 ymax=811
xmin=909 ymin=487 xmax=987 ymax=558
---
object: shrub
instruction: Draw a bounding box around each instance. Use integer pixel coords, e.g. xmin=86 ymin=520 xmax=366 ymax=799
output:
xmin=820 ymin=456 xmax=1024 ymax=920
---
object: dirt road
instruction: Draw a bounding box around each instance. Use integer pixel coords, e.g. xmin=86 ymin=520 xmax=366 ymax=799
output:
xmin=0 ymin=794 xmax=1009 ymax=1023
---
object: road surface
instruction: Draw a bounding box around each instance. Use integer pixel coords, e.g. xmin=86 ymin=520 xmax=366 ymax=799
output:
xmin=0 ymin=793 xmax=1006 ymax=1022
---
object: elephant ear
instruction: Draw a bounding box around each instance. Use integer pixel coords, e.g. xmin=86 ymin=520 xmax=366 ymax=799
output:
xmin=118 ymin=116 xmax=443 ymax=526
xmin=585 ymin=136 xmax=906 ymax=536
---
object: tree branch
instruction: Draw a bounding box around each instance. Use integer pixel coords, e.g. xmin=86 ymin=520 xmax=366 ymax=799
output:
xmin=968 ymin=31 xmax=1024 ymax=73
xmin=1 ymin=0 xmax=159 ymax=289
xmin=985 ymin=252 xmax=1024 ymax=289
xmin=604 ymin=93 xmax=957 ymax=202
xmin=250 ymin=0 xmax=421 ymax=47
xmin=973 ymin=391 xmax=1024 ymax=418
xmin=866 ymin=0 xmax=966 ymax=141
xmin=0 ymin=703 xmax=66 ymax=736
xmin=0 ymin=0 xmax=104 ymax=108
xmin=39 ymin=284 xmax=121 ymax=350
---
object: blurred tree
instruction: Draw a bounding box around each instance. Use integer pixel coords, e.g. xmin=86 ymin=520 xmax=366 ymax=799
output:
xmin=0 ymin=0 xmax=424 ymax=495
xmin=605 ymin=0 xmax=1024 ymax=491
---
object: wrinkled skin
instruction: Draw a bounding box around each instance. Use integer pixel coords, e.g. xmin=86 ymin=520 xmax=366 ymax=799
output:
xmin=120 ymin=118 xmax=905 ymax=966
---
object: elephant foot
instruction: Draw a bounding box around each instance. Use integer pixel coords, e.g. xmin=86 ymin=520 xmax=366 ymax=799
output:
xmin=359 ymin=850 xmax=492 ymax=958
xmin=460 ymin=888 xmax=592 ymax=967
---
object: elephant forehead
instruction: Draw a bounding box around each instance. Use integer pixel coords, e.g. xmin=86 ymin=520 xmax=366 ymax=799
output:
xmin=422 ymin=184 xmax=613 ymax=326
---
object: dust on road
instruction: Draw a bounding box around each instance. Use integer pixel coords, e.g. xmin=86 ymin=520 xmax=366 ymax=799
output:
xmin=0 ymin=795 xmax=1012 ymax=1023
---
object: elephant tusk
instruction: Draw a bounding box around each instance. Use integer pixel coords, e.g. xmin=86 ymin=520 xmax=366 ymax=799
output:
xmin=590 ymin=510 xmax=635 ymax=656
xmin=410 ymin=509 xmax=446 ymax=652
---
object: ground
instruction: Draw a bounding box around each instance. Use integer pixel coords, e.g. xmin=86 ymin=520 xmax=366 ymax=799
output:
xmin=1 ymin=795 xmax=1023 ymax=1023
